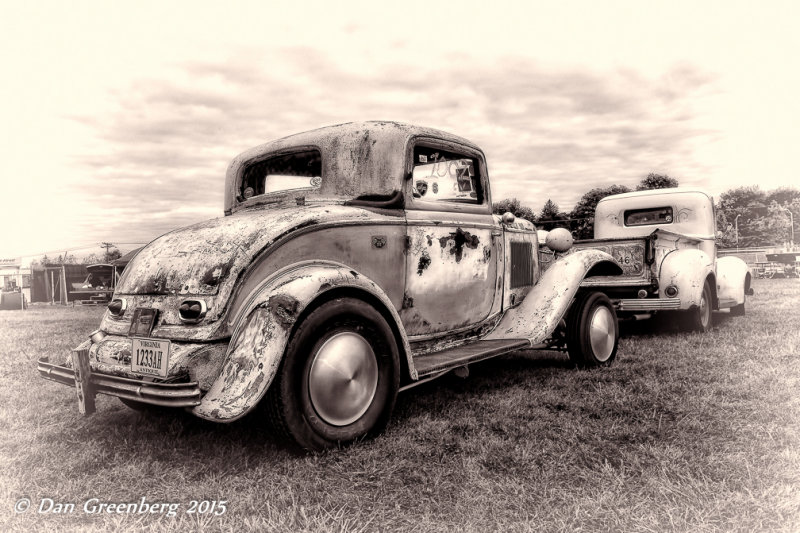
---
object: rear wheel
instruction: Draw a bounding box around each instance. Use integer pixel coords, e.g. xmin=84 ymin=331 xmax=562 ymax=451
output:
xmin=265 ymin=297 xmax=400 ymax=451
xmin=566 ymin=292 xmax=619 ymax=367
xmin=683 ymin=280 xmax=712 ymax=332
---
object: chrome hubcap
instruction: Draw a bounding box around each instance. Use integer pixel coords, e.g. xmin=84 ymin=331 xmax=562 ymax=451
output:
xmin=589 ymin=306 xmax=615 ymax=362
xmin=308 ymin=332 xmax=378 ymax=426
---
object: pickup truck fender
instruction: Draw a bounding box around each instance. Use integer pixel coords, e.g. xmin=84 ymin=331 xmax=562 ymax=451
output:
xmin=715 ymin=255 xmax=750 ymax=307
xmin=485 ymin=249 xmax=622 ymax=344
xmin=658 ymin=249 xmax=715 ymax=309
xmin=192 ymin=261 xmax=412 ymax=422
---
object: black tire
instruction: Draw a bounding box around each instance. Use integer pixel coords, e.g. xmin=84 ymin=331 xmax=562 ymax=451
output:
xmin=683 ymin=280 xmax=713 ymax=332
xmin=566 ymin=291 xmax=619 ymax=367
xmin=265 ymin=297 xmax=400 ymax=451
xmin=729 ymin=278 xmax=749 ymax=317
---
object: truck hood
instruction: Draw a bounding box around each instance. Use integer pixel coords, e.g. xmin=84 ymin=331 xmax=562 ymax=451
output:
xmin=116 ymin=204 xmax=377 ymax=299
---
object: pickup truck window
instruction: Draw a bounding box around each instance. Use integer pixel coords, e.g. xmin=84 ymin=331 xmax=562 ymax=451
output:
xmin=240 ymin=150 xmax=322 ymax=200
xmin=411 ymin=146 xmax=481 ymax=204
xmin=624 ymin=206 xmax=673 ymax=226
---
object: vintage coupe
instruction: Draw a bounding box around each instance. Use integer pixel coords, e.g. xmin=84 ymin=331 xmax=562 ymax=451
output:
xmin=39 ymin=122 xmax=623 ymax=450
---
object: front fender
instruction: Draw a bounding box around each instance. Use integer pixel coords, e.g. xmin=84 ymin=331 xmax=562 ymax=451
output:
xmin=716 ymin=256 xmax=750 ymax=307
xmin=658 ymin=249 xmax=714 ymax=309
xmin=192 ymin=261 xmax=411 ymax=422
xmin=485 ymin=249 xmax=621 ymax=344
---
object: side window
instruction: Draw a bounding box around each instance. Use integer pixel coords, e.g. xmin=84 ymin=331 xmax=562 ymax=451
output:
xmin=239 ymin=150 xmax=322 ymax=201
xmin=411 ymin=146 xmax=483 ymax=204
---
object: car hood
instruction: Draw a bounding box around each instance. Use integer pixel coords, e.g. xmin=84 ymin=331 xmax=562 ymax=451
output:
xmin=116 ymin=204 xmax=378 ymax=299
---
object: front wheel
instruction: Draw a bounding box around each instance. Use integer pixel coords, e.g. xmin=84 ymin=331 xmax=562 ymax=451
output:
xmin=566 ymin=292 xmax=619 ymax=367
xmin=265 ymin=297 xmax=400 ymax=451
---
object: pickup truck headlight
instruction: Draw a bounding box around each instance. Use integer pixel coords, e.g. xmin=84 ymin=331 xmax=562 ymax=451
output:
xmin=179 ymin=299 xmax=207 ymax=323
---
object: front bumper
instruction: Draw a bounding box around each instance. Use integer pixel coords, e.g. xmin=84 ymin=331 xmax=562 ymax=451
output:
xmin=616 ymin=298 xmax=681 ymax=311
xmin=38 ymin=355 xmax=202 ymax=409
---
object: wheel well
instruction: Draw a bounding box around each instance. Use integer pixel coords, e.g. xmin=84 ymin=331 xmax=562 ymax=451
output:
xmin=289 ymin=286 xmax=412 ymax=384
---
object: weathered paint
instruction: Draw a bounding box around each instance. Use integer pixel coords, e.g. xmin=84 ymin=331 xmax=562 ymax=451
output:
xmin=402 ymin=222 xmax=497 ymax=336
xmin=106 ymin=205 xmax=403 ymax=342
xmin=193 ymin=262 xmax=413 ymax=422
xmin=715 ymin=256 xmax=749 ymax=307
xmin=485 ymin=249 xmax=621 ymax=345
xmin=658 ymin=248 xmax=714 ymax=309
xmin=226 ymin=122 xmax=482 ymax=215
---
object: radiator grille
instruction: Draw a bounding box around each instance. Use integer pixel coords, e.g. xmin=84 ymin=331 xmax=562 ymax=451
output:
xmin=510 ymin=241 xmax=534 ymax=288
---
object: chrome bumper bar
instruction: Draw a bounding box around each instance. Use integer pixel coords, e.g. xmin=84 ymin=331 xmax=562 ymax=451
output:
xmin=617 ymin=298 xmax=681 ymax=311
xmin=38 ymin=356 xmax=201 ymax=409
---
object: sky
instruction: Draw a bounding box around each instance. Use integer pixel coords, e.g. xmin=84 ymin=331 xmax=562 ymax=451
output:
xmin=1 ymin=0 xmax=798 ymax=262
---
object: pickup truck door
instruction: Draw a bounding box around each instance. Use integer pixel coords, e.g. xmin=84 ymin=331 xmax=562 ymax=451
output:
xmin=401 ymin=143 xmax=502 ymax=337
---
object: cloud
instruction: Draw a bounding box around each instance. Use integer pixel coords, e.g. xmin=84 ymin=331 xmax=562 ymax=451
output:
xmin=61 ymin=48 xmax=720 ymax=247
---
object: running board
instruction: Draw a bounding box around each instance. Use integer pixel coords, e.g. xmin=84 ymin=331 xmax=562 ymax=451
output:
xmin=412 ymin=339 xmax=530 ymax=377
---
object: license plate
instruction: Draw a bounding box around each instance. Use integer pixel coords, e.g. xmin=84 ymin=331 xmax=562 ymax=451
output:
xmin=131 ymin=338 xmax=171 ymax=378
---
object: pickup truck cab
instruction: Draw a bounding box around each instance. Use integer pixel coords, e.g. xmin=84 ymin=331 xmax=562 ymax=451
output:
xmin=566 ymin=188 xmax=752 ymax=331
xmin=39 ymin=121 xmax=623 ymax=450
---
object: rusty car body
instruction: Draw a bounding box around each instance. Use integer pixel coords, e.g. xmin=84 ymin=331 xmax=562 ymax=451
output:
xmin=39 ymin=122 xmax=623 ymax=450
xmin=561 ymin=188 xmax=753 ymax=331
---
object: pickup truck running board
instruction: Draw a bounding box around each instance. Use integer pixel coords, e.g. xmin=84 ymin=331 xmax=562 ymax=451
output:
xmin=412 ymin=339 xmax=530 ymax=377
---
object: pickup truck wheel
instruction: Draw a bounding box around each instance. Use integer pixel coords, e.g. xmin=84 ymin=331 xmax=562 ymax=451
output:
xmin=566 ymin=292 xmax=619 ymax=367
xmin=265 ymin=297 xmax=400 ymax=451
xmin=684 ymin=281 xmax=712 ymax=332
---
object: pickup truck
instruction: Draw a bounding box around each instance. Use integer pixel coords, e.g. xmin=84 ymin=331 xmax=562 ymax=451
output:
xmin=551 ymin=188 xmax=752 ymax=332
xmin=39 ymin=121 xmax=623 ymax=450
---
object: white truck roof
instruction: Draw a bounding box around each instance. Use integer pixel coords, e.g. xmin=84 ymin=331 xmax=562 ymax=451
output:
xmin=594 ymin=187 xmax=715 ymax=239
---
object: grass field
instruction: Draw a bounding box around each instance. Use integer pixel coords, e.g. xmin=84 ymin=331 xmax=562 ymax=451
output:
xmin=1 ymin=278 xmax=798 ymax=532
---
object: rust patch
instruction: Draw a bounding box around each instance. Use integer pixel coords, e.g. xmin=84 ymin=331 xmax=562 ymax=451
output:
xmin=426 ymin=235 xmax=433 ymax=246
xmin=417 ymin=251 xmax=431 ymax=275
xmin=266 ymin=294 xmax=300 ymax=330
xmin=200 ymin=260 xmax=233 ymax=287
xmin=483 ymin=245 xmax=492 ymax=262
xmin=438 ymin=228 xmax=480 ymax=263
xmin=402 ymin=292 xmax=414 ymax=309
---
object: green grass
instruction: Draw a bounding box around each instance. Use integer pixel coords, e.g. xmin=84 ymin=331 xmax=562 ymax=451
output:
xmin=1 ymin=280 xmax=799 ymax=532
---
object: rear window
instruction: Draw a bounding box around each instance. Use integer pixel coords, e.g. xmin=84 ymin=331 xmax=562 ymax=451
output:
xmin=624 ymin=207 xmax=673 ymax=226
xmin=239 ymin=150 xmax=322 ymax=201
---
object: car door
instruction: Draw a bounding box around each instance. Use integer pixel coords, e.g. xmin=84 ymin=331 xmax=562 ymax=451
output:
xmin=400 ymin=139 xmax=502 ymax=337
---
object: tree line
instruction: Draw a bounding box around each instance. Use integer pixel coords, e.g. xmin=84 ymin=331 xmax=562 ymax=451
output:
xmin=493 ymin=174 xmax=799 ymax=248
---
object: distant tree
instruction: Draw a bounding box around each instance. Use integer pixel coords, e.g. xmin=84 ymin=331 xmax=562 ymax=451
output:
xmin=765 ymin=187 xmax=800 ymax=207
xmin=636 ymin=173 xmax=679 ymax=191
xmin=569 ymin=185 xmax=632 ymax=239
xmin=538 ymin=199 xmax=569 ymax=231
xmin=492 ymin=198 xmax=537 ymax=223
xmin=81 ymin=253 xmax=102 ymax=264
xmin=106 ymin=249 xmax=122 ymax=262
xmin=742 ymin=205 xmax=793 ymax=247
xmin=718 ymin=186 xmax=766 ymax=214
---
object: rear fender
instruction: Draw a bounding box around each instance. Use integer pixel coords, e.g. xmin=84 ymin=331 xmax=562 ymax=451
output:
xmin=485 ymin=249 xmax=621 ymax=344
xmin=192 ymin=261 xmax=411 ymax=422
xmin=716 ymin=256 xmax=750 ymax=307
xmin=659 ymin=249 xmax=714 ymax=309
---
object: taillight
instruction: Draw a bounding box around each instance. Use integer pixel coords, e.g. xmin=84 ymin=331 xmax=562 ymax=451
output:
xmin=179 ymin=299 xmax=207 ymax=323
xmin=107 ymin=298 xmax=127 ymax=317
